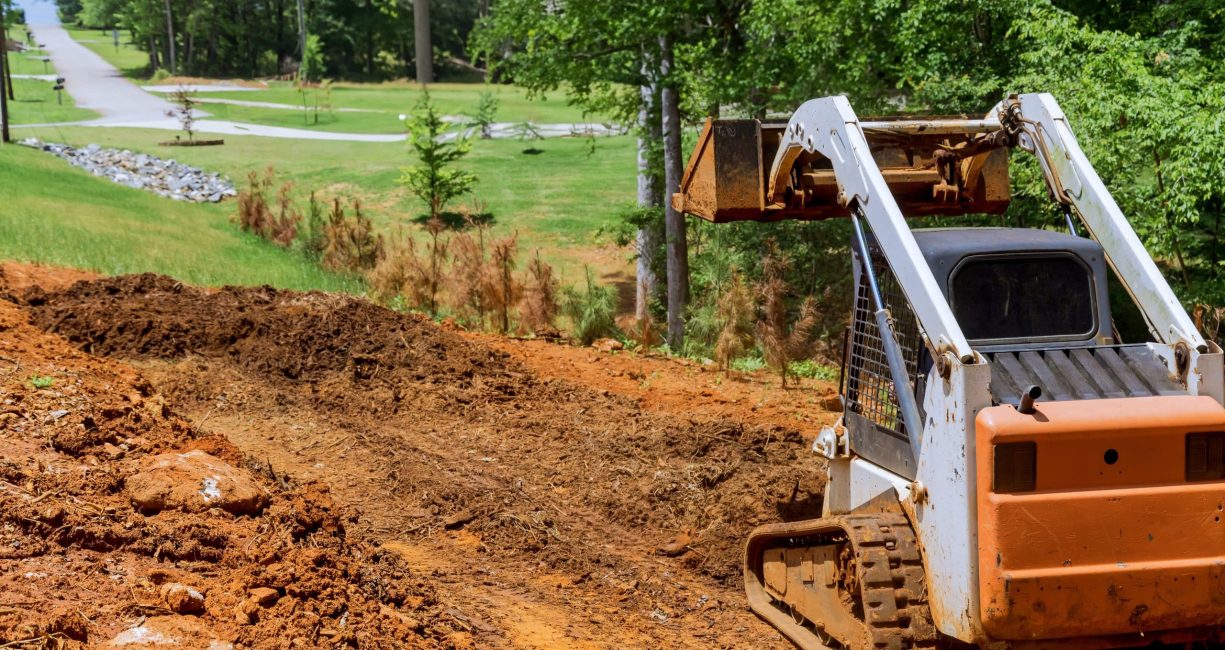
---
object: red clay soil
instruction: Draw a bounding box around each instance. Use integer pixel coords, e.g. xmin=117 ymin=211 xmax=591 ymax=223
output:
xmin=9 ymin=270 xmax=836 ymax=648
xmin=0 ymin=272 xmax=445 ymax=648
xmin=467 ymin=333 xmax=841 ymax=440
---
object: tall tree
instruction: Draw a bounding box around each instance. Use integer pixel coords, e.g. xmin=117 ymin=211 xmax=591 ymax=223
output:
xmin=162 ymin=0 xmax=175 ymax=72
xmin=660 ymin=33 xmax=687 ymax=347
xmin=413 ymin=0 xmax=431 ymax=83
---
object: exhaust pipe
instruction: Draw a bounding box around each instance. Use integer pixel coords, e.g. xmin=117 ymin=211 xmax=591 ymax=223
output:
xmin=1018 ymin=385 xmax=1042 ymax=414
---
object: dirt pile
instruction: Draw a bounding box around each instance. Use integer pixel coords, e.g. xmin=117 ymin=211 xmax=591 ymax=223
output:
xmin=20 ymin=273 xmax=826 ymax=648
xmin=0 ymin=285 xmax=448 ymax=647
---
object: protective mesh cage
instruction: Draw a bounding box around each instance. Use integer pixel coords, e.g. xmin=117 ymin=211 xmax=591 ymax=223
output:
xmin=843 ymin=250 xmax=926 ymax=439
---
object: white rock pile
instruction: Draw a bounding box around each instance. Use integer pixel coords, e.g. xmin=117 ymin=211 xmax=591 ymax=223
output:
xmin=22 ymin=138 xmax=237 ymax=203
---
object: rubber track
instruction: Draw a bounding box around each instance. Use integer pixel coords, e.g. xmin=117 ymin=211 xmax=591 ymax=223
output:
xmin=840 ymin=513 xmax=937 ymax=650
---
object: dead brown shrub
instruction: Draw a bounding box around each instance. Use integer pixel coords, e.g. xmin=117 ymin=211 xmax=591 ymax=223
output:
xmin=367 ymin=221 xmax=447 ymax=315
xmin=321 ymin=198 xmax=385 ymax=272
xmin=235 ymin=166 xmax=299 ymax=247
xmin=448 ymin=222 xmax=490 ymax=328
xmin=714 ymin=272 xmax=755 ymax=372
xmin=486 ymin=235 xmax=522 ymax=333
xmin=518 ymin=250 xmax=559 ymax=334
xmin=756 ymin=240 xmax=818 ymax=387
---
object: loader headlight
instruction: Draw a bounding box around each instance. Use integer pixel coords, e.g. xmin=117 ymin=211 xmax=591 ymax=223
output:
xmin=993 ymin=441 xmax=1037 ymax=492
xmin=1186 ymin=432 xmax=1225 ymax=482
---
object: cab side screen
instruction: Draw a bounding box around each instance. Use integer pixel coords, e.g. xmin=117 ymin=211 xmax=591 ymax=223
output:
xmin=952 ymin=256 xmax=1095 ymax=342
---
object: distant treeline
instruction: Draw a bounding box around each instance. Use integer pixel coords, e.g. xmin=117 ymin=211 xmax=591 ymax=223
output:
xmin=53 ymin=0 xmax=482 ymax=81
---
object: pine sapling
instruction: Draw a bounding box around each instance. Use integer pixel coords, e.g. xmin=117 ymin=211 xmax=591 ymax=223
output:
xmin=519 ymin=251 xmax=560 ymax=334
xmin=714 ymin=272 xmax=755 ymax=372
xmin=756 ymin=240 xmax=819 ymax=387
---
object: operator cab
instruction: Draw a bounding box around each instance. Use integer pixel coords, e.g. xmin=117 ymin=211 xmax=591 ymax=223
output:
xmin=911 ymin=227 xmax=1112 ymax=352
xmin=846 ymin=227 xmax=1185 ymax=479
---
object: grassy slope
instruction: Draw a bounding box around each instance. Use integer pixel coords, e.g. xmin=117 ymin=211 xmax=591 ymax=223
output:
xmin=0 ymin=143 xmax=359 ymax=291
xmin=10 ymin=124 xmax=637 ymax=285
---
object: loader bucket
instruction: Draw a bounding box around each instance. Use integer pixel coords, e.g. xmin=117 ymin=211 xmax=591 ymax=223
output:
xmin=672 ymin=117 xmax=1012 ymax=223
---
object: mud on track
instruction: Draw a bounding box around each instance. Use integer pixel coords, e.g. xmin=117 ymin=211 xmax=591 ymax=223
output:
xmin=17 ymin=273 xmax=830 ymax=648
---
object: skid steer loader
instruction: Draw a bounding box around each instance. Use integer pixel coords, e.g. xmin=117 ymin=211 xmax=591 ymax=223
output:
xmin=672 ymin=94 xmax=1225 ymax=649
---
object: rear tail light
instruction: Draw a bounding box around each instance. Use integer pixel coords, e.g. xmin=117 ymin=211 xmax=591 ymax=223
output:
xmin=1186 ymin=432 xmax=1225 ymax=481
xmin=993 ymin=441 xmax=1036 ymax=492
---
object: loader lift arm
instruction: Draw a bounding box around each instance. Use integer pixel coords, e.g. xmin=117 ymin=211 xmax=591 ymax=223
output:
xmin=995 ymin=93 xmax=1206 ymax=354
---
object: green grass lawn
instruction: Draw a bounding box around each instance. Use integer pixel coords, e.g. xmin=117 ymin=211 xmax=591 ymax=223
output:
xmin=0 ymin=143 xmax=360 ymax=291
xmin=8 ymin=124 xmax=637 ymax=287
xmin=203 ymin=82 xmax=601 ymax=124
xmin=7 ymin=78 xmax=98 ymax=124
xmin=168 ymin=82 xmax=607 ymax=135
xmin=60 ymin=25 xmax=150 ymax=79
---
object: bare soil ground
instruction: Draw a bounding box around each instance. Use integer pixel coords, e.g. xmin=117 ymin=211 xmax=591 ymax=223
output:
xmin=1 ymin=266 xmax=838 ymax=648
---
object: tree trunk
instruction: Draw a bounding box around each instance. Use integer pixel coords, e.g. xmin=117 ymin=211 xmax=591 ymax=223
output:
xmin=148 ymin=32 xmax=160 ymax=71
xmin=1 ymin=7 xmax=13 ymax=104
xmin=634 ymin=52 xmax=660 ymax=326
xmin=660 ymin=35 xmax=688 ymax=349
xmin=295 ymin=0 xmax=307 ymax=60
xmin=163 ymin=0 xmax=176 ymax=73
xmin=413 ymin=0 xmax=432 ymax=84
xmin=0 ymin=4 xmax=10 ymax=144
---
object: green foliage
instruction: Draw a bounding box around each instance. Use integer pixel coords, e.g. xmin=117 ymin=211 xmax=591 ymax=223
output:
xmin=60 ymin=0 xmax=482 ymax=81
xmin=29 ymin=375 xmax=55 ymax=390
xmin=399 ymin=91 xmax=478 ymax=220
xmin=563 ymin=267 xmax=619 ymax=345
xmin=788 ymin=359 xmax=839 ymax=382
xmin=300 ymin=33 xmax=325 ymax=82
xmin=300 ymin=192 xmax=328 ymax=261
xmin=466 ymin=89 xmax=500 ymax=139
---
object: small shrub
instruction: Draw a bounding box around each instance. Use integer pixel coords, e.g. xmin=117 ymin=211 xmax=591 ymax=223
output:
xmin=519 ymin=251 xmax=560 ymax=334
xmin=400 ymin=91 xmax=477 ymax=221
xmin=165 ymin=87 xmax=197 ymax=141
xmin=368 ymin=223 xmax=446 ymax=315
xmin=367 ymin=229 xmax=416 ymax=305
xmin=235 ymin=167 xmax=299 ymax=247
xmin=714 ymin=272 xmax=755 ymax=372
xmin=300 ymin=192 xmax=327 ymax=260
xmin=563 ymin=267 xmax=619 ymax=345
xmin=756 ymin=240 xmax=818 ymax=387
xmin=29 ymin=375 xmax=55 ymax=390
xmin=485 ymin=235 xmax=522 ymax=333
xmin=321 ymin=198 xmax=384 ymax=272
xmin=512 ymin=121 xmax=544 ymax=154
xmin=466 ymin=89 xmax=499 ymax=139
xmin=448 ymin=221 xmax=490 ymax=327
xmin=150 ymin=68 xmax=171 ymax=82
xmin=269 ymin=182 xmax=302 ymax=246
xmin=788 ymin=359 xmax=839 ymax=381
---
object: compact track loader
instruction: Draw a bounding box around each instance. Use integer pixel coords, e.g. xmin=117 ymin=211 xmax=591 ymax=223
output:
xmin=673 ymin=94 xmax=1225 ymax=649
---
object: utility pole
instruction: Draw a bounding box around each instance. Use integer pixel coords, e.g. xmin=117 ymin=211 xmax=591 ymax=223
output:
xmin=412 ymin=0 xmax=431 ymax=84
xmin=0 ymin=4 xmax=9 ymax=144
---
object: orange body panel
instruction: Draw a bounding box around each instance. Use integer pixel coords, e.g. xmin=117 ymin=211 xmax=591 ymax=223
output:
xmin=976 ymin=396 xmax=1225 ymax=641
